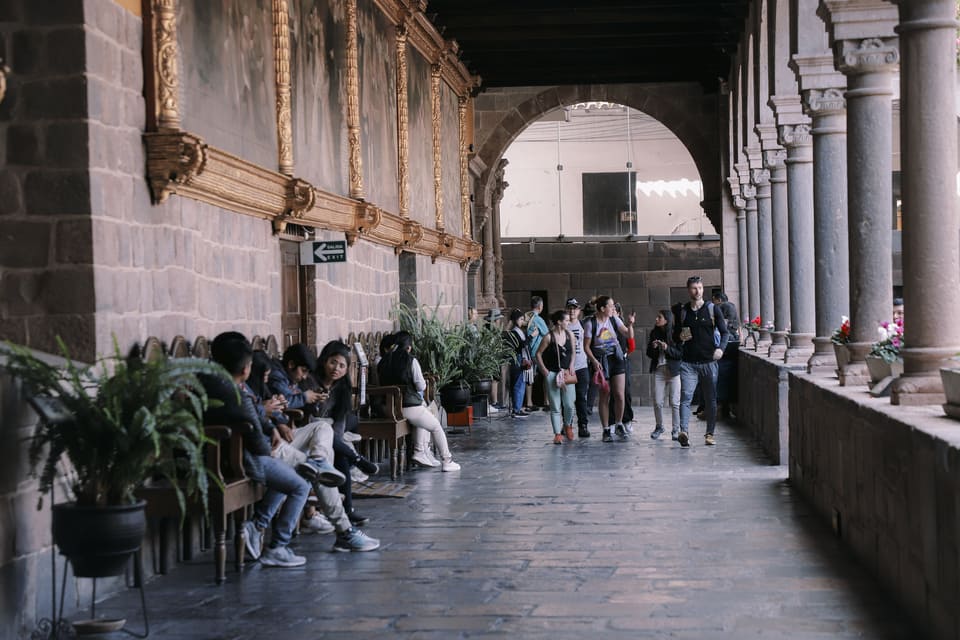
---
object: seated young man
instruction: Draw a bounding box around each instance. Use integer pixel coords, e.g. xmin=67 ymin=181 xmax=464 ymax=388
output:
xmin=204 ymin=333 xmax=310 ymax=568
xmin=269 ymin=343 xmax=377 ymax=527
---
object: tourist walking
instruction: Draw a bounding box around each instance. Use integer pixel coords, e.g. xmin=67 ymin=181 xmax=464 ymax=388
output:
xmin=672 ymin=276 xmax=730 ymax=447
xmin=503 ymin=309 xmax=531 ymax=418
xmin=535 ymin=309 xmax=577 ymax=444
xmin=565 ymin=298 xmax=591 ymax=438
xmin=583 ymin=295 xmax=636 ymax=443
xmin=646 ymin=309 xmax=682 ymax=440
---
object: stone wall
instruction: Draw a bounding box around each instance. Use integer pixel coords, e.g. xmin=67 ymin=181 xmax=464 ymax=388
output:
xmin=501 ymin=239 xmax=721 ymax=406
xmin=737 ymin=349 xmax=795 ymax=465
xmin=789 ymin=374 xmax=960 ymax=639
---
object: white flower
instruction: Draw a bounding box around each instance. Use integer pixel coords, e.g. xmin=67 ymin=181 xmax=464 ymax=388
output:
xmin=877 ymin=326 xmax=889 ymax=341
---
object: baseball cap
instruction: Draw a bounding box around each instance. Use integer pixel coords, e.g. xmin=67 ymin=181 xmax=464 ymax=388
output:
xmin=565 ymin=297 xmax=580 ymax=308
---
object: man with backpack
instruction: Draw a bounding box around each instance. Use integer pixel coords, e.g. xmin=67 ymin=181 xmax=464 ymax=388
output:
xmin=672 ymin=276 xmax=730 ymax=447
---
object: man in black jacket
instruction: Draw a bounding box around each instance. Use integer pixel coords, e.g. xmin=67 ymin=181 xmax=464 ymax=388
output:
xmin=672 ymin=276 xmax=729 ymax=447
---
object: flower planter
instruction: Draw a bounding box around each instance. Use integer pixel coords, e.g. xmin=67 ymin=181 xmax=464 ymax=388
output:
xmin=833 ymin=343 xmax=850 ymax=370
xmin=940 ymin=368 xmax=960 ymax=419
xmin=865 ymin=355 xmax=903 ymax=385
xmin=52 ymin=501 xmax=146 ymax=578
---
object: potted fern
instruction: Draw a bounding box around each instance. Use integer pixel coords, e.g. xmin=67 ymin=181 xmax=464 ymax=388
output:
xmin=0 ymin=338 xmax=229 ymax=578
xmin=460 ymin=321 xmax=513 ymax=398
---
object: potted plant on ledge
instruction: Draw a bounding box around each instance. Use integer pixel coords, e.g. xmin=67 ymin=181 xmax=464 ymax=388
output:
xmin=866 ymin=318 xmax=904 ymax=387
xmin=0 ymin=338 xmax=228 ymax=578
xmin=831 ymin=316 xmax=851 ymax=369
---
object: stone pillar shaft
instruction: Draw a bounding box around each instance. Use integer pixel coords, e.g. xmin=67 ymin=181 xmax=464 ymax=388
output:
xmin=780 ymin=124 xmax=816 ymax=363
xmin=804 ymin=90 xmax=849 ymax=373
xmin=481 ymin=209 xmax=496 ymax=305
xmin=891 ymin=0 xmax=960 ymax=404
xmin=736 ymin=205 xmax=749 ymax=321
xmin=838 ymin=40 xmax=897 ymax=385
xmin=755 ymin=173 xmax=775 ymax=346
xmin=768 ymin=153 xmax=790 ymax=356
xmin=744 ymin=194 xmax=761 ymax=324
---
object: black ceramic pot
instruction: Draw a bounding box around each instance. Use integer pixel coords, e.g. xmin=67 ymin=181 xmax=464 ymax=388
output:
xmin=52 ymin=501 xmax=146 ymax=578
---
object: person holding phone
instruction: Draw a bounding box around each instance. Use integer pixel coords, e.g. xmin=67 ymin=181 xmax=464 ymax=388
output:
xmin=646 ymin=309 xmax=683 ymax=440
xmin=671 ymin=276 xmax=730 ymax=447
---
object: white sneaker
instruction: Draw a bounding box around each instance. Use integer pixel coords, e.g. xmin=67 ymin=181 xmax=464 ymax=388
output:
xmin=350 ymin=467 xmax=368 ymax=483
xmin=259 ymin=545 xmax=306 ymax=567
xmin=301 ymin=513 xmax=335 ymax=535
xmin=424 ymin=449 xmax=442 ymax=466
xmin=243 ymin=521 xmax=263 ymax=560
xmin=342 ymin=431 xmax=362 ymax=443
xmin=441 ymin=458 xmax=461 ymax=472
xmin=412 ymin=451 xmax=440 ymax=467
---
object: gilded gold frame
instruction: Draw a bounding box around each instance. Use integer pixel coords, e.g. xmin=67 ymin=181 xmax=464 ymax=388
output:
xmin=142 ymin=0 xmax=480 ymax=266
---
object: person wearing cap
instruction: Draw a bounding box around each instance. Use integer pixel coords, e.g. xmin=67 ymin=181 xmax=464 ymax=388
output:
xmin=565 ymin=297 xmax=592 ymax=438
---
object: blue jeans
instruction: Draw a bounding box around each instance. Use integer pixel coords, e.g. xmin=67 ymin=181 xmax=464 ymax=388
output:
xmin=254 ymin=456 xmax=310 ymax=547
xmin=679 ymin=361 xmax=718 ymax=436
xmin=509 ymin=365 xmax=526 ymax=412
xmin=545 ymin=371 xmax=575 ymax=434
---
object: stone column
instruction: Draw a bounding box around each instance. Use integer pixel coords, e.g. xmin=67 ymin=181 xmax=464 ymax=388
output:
xmin=743 ymin=184 xmax=761 ymax=327
xmin=778 ymin=123 xmax=816 ymax=364
xmin=802 ymin=87 xmax=849 ymax=373
xmin=492 ymin=159 xmax=509 ymax=307
xmin=835 ymin=37 xmax=898 ymax=386
xmin=890 ymin=0 xmax=960 ymax=404
xmin=766 ymin=149 xmax=790 ymax=357
xmin=479 ymin=206 xmax=497 ymax=309
xmin=735 ymin=197 xmax=749 ymax=321
xmin=753 ymin=170 xmax=775 ymax=350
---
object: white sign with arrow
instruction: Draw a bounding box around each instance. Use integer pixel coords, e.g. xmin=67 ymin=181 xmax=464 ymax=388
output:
xmin=300 ymin=240 xmax=347 ymax=265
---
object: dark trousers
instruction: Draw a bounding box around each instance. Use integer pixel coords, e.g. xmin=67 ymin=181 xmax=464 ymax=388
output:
xmin=574 ymin=367 xmax=589 ymax=428
xmin=333 ymin=436 xmax=354 ymax=514
xmin=607 ymin=357 xmax=634 ymax=422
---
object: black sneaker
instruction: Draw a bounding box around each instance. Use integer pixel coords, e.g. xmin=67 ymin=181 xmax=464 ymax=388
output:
xmin=615 ymin=423 xmax=628 ymax=439
xmin=678 ymin=431 xmax=690 ymax=447
xmin=348 ymin=510 xmax=370 ymax=526
xmin=602 ymin=428 xmax=613 ymax=443
xmin=578 ymin=427 xmax=591 ymax=438
xmin=353 ymin=456 xmax=379 ymax=476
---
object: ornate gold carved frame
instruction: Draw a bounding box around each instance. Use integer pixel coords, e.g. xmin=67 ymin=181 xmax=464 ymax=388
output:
xmin=142 ymin=0 xmax=480 ymax=266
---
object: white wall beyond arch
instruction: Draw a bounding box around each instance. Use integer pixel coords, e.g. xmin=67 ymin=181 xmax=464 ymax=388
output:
xmin=498 ymin=105 xmax=715 ymax=238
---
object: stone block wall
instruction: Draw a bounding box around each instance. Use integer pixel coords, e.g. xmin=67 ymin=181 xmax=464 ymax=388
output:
xmin=789 ymin=374 xmax=960 ymax=639
xmin=0 ymin=0 xmax=97 ymax=361
xmin=737 ymin=350 xmax=795 ymax=465
xmin=501 ymin=239 xmax=722 ymax=406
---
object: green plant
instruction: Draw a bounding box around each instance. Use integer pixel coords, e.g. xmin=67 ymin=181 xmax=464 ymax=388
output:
xmin=1 ymin=338 xmax=230 ymax=517
xmin=460 ymin=322 xmax=513 ymax=383
xmin=391 ymin=301 xmax=468 ymax=388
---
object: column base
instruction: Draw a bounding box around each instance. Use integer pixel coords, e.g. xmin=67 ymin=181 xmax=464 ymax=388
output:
xmin=807 ymin=338 xmax=837 ymax=374
xmin=838 ymin=361 xmax=870 ymax=387
xmin=784 ymin=333 xmax=814 ymax=365
xmin=890 ymin=372 xmax=946 ymax=406
xmin=768 ymin=342 xmax=787 ymax=358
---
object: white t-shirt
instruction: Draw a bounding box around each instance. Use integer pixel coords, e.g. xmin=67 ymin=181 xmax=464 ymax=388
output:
xmin=567 ymin=319 xmax=589 ymax=371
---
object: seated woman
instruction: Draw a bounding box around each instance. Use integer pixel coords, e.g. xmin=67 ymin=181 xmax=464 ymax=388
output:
xmin=377 ymin=331 xmax=461 ymax=472
xmin=312 ymin=340 xmax=379 ymax=527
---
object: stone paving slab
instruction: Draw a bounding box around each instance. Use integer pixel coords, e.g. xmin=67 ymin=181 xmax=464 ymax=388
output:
xmin=93 ymin=408 xmax=922 ymax=639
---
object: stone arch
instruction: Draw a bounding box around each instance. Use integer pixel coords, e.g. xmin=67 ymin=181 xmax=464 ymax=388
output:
xmin=475 ymin=84 xmax=723 ymax=232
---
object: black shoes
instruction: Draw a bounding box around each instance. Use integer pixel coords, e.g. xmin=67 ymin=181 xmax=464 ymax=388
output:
xmin=353 ymin=456 xmax=379 ymax=476
xmin=602 ymin=428 xmax=613 ymax=443
xmin=678 ymin=431 xmax=690 ymax=447
xmin=578 ymin=427 xmax=591 ymax=438
xmin=348 ymin=509 xmax=370 ymax=526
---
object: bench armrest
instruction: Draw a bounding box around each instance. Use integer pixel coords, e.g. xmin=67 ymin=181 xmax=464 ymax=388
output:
xmin=365 ymin=385 xmax=404 ymax=421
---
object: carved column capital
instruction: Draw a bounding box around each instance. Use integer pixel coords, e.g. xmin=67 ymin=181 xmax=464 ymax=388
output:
xmin=733 ymin=196 xmax=746 ymax=211
xmin=837 ymin=37 xmax=899 ymax=76
xmin=741 ymin=184 xmax=757 ymax=200
xmin=750 ymin=169 xmax=771 ymax=187
xmin=803 ymin=87 xmax=846 ymax=116
xmin=778 ymin=123 xmax=813 ymax=149
xmin=763 ymin=149 xmax=787 ymax=171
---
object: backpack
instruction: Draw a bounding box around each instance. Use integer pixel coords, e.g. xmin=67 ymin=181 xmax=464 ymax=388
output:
xmin=675 ymin=302 xmax=722 ymax=348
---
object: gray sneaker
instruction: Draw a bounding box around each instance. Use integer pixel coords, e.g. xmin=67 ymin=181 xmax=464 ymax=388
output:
xmin=650 ymin=426 xmax=664 ymax=440
xmin=243 ymin=521 xmax=263 ymax=561
xmin=332 ymin=527 xmax=381 ymax=552
xmin=259 ymin=544 xmax=307 ymax=567
xmin=615 ymin=423 xmax=628 ymax=439
xmin=296 ymin=458 xmax=346 ymax=487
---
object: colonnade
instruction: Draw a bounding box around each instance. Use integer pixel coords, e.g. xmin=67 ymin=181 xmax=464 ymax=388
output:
xmin=730 ymin=0 xmax=959 ymax=404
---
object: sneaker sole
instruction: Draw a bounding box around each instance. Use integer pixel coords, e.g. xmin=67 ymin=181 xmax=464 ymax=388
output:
xmin=332 ymin=542 xmax=381 ymax=553
xmin=259 ymin=559 xmax=307 ymax=567
xmin=678 ymin=432 xmax=689 ymax=447
xmin=317 ymin=471 xmax=346 ymax=487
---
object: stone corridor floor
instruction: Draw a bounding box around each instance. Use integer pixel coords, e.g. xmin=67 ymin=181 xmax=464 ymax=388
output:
xmin=96 ymin=408 xmax=920 ymax=639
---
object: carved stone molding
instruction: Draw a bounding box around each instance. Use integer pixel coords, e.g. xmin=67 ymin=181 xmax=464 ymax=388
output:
xmin=431 ymin=61 xmax=444 ymax=230
xmin=273 ymin=0 xmax=293 ymax=175
xmin=149 ymin=0 xmax=181 ymax=130
xmin=145 ymin=131 xmax=208 ymax=203
xmin=741 ymin=184 xmax=757 ymax=200
xmin=345 ymin=0 xmax=364 ymax=200
xmin=803 ymin=88 xmax=846 ymax=116
xmin=396 ymin=24 xmax=410 ymax=217
xmin=778 ymin=124 xmax=813 ymax=149
xmin=346 ymin=202 xmax=384 ymax=245
xmin=458 ymin=95 xmax=471 ymax=239
xmin=838 ymin=38 xmax=899 ymax=75
xmin=763 ymin=149 xmax=787 ymax=171
xmin=750 ymin=169 xmax=771 ymax=187
xmin=402 ymin=219 xmax=424 ymax=250
xmin=733 ymin=196 xmax=746 ymax=211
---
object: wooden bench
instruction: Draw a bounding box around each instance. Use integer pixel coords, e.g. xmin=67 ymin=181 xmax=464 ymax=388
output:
xmin=135 ymin=335 xmax=265 ymax=585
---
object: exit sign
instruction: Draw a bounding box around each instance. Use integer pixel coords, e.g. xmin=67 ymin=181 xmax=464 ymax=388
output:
xmin=300 ymin=240 xmax=347 ymax=264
